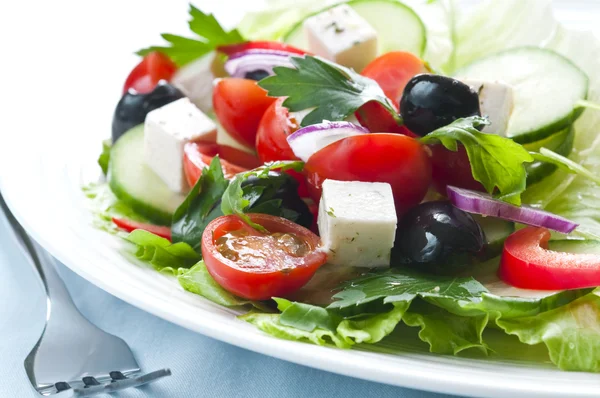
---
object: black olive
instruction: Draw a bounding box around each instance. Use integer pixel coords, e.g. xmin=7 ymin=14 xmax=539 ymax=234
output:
xmin=392 ymin=201 xmax=485 ymax=274
xmin=242 ymin=171 xmax=313 ymax=229
xmin=111 ymin=82 xmax=185 ymax=143
xmin=400 ymin=74 xmax=481 ymax=137
xmin=244 ymin=69 xmax=270 ymax=81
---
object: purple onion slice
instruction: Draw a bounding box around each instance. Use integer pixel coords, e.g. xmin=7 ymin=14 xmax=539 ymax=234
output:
xmin=225 ymin=49 xmax=297 ymax=79
xmin=447 ymin=186 xmax=578 ymax=234
xmin=287 ymin=121 xmax=369 ymax=162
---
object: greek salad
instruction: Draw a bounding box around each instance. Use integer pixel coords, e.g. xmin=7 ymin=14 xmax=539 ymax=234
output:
xmin=89 ymin=0 xmax=600 ymax=372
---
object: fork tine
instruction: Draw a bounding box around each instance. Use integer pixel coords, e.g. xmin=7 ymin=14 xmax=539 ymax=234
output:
xmin=70 ymin=369 xmax=172 ymax=397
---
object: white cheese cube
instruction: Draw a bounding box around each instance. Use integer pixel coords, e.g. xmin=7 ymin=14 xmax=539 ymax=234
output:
xmin=303 ymin=4 xmax=378 ymax=72
xmin=144 ymin=98 xmax=217 ymax=193
xmin=318 ymin=180 xmax=397 ymax=268
xmin=462 ymin=79 xmax=514 ymax=135
xmin=171 ymin=53 xmax=215 ymax=113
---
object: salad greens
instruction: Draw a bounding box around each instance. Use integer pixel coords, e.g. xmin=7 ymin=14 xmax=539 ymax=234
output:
xmin=421 ymin=117 xmax=534 ymax=205
xmin=171 ymin=157 xmax=228 ymax=252
xmin=137 ymin=5 xmax=244 ymax=66
xmin=259 ymin=56 xmax=397 ymax=127
xmin=98 ymin=140 xmax=111 ymax=176
xmin=125 ymin=229 xmax=200 ymax=274
xmin=221 ymin=160 xmax=305 ymax=230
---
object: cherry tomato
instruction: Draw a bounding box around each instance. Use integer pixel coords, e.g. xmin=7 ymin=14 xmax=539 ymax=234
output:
xmin=213 ymin=78 xmax=276 ymax=148
xmin=305 ymin=134 xmax=432 ymax=214
xmin=356 ymin=52 xmax=427 ymax=135
xmin=362 ymin=51 xmax=429 ymax=104
xmin=112 ymin=217 xmax=171 ymax=240
xmin=355 ymin=102 xmax=416 ymax=136
xmin=123 ymin=52 xmax=177 ymax=94
xmin=499 ymin=227 xmax=600 ymax=290
xmin=202 ymin=214 xmax=327 ymax=300
xmin=217 ymin=41 xmax=307 ymax=56
xmin=183 ymin=142 xmax=259 ymax=185
xmin=256 ymin=98 xmax=310 ymax=197
xmin=429 ymin=144 xmax=484 ymax=195
xmin=256 ymin=98 xmax=299 ymax=163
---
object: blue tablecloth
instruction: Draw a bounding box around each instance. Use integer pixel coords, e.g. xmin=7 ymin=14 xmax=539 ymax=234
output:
xmin=0 ymin=216 xmax=457 ymax=398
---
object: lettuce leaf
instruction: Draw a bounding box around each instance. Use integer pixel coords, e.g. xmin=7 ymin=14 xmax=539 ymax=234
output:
xmin=178 ymin=261 xmax=269 ymax=309
xmin=125 ymin=230 xmax=200 ymax=274
xmin=497 ymin=289 xmax=600 ymax=372
xmin=449 ymin=0 xmax=557 ymax=72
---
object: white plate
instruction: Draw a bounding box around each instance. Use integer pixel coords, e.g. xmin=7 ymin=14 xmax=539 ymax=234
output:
xmin=2 ymin=1 xmax=600 ymax=397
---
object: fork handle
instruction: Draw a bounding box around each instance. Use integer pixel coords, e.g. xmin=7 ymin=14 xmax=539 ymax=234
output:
xmin=0 ymin=192 xmax=77 ymax=313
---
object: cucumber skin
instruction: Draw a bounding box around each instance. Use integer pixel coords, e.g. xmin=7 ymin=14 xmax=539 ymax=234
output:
xmin=108 ymin=170 xmax=173 ymax=226
xmin=455 ymin=47 xmax=589 ymax=144
xmin=282 ymin=0 xmax=427 ymax=58
xmin=525 ymin=126 xmax=575 ymax=186
xmin=108 ymin=125 xmax=180 ymax=226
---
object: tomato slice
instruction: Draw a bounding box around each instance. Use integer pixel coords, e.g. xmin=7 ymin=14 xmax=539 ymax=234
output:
xmin=202 ymin=214 xmax=327 ymax=300
xmin=213 ymin=78 xmax=276 ymax=148
xmin=429 ymin=144 xmax=484 ymax=194
xmin=356 ymin=52 xmax=427 ymax=135
xmin=355 ymin=102 xmax=416 ymax=136
xmin=362 ymin=51 xmax=429 ymax=105
xmin=305 ymin=133 xmax=432 ymax=214
xmin=112 ymin=217 xmax=171 ymax=240
xmin=183 ymin=142 xmax=258 ymax=185
xmin=217 ymin=41 xmax=307 ymax=56
xmin=256 ymin=98 xmax=299 ymax=163
xmin=123 ymin=52 xmax=177 ymax=94
xmin=499 ymin=227 xmax=600 ymax=290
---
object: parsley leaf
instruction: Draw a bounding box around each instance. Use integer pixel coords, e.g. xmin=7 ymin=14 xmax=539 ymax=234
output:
xmin=171 ymin=157 xmax=229 ymax=252
xmin=328 ymin=268 xmax=488 ymax=310
xmin=221 ymin=161 xmax=305 ymax=231
xmin=259 ymin=56 xmax=398 ymax=127
xmin=421 ymin=117 xmax=534 ymax=205
xmin=530 ymin=147 xmax=600 ymax=184
xmin=136 ymin=5 xmax=244 ymax=66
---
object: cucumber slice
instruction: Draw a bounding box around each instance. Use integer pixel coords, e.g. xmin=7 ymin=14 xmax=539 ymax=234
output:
xmin=283 ymin=0 xmax=426 ymax=58
xmin=108 ymin=125 xmax=186 ymax=225
xmin=455 ymin=47 xmax=588 ymax=144
xmin=548 ymin=240 xmax=600 ymax=255
xmin=524 ymin=126 xmax=575 ymax=186
xmin=472 ymin=214 xmax=515 ymax=260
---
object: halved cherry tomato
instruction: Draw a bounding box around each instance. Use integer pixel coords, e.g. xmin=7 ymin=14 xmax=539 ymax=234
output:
xmin=183 ymin=142 xmax=260 ymax=185
xmin=499 ymin=227 xmax=600 ymax=290
xmin=256 ymin=98 xmax=299 ymax=163
xmin=429 ymin=144 xmax=484 ymax=195
xmin=356 ymin=102 xmax=416 ymax=136
xmin=112 ymin=217 xmax=171 ymax=240
xmin=305 ymin=133 xmax=432 ymax=214
xmin=256 ymin=98 xmax=310 ymax=197
xmin=123 ymin=52 xmax=177 ymax=94
xmin=202 ymin=214 xmax=327 ymax=300
xmin=217 ymin=41 xmax=307 ymax=56
xmin=213 ymin=78 xmax=276 ymax=148
xmin=356 ymin=52 xmax=427 ymax=136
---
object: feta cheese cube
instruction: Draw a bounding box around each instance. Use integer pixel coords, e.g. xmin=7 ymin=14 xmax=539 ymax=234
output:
xmin=462 ymin=79 xmax=514 ymax=135
xmin=171 ymin=54 xmax=215 ymax=113
xmin=303 ymin=4 xmax=378 ymax=72
xmin=318 ymin=180 xmax=397 ymax=268
xmin=144 ymin=98 xmax=217 ymax=193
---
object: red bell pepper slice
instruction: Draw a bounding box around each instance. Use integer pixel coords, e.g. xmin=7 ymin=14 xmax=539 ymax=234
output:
xmin=112 ymin=218 xmax=171 ymax=241
xmin=499 ymin=227 xmax=600 ymax=290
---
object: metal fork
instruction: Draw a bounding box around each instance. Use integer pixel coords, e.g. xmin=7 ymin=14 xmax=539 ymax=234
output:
xmin=0 ymin=192 xmax=171 ymax=396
